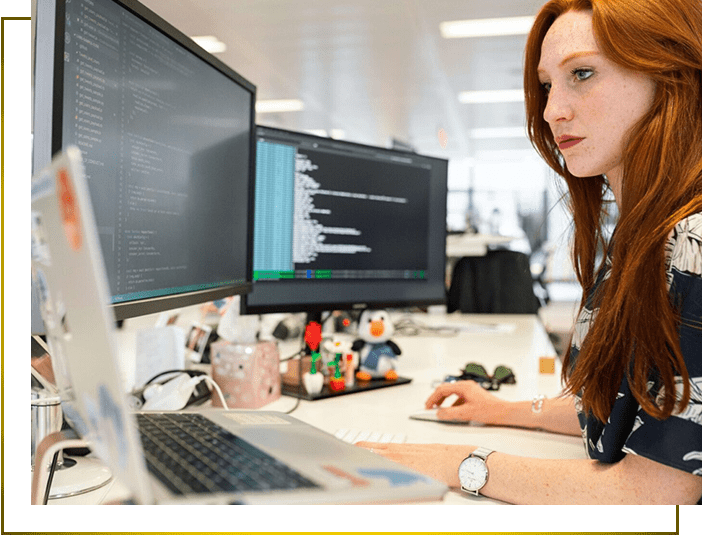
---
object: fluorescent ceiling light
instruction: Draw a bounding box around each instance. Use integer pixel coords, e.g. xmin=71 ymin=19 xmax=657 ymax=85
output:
xmin=305 ymin=129 xmax=328 ymax=137
xmin=470 ymin=126 xmax=526 ymax=139
xmin=191 ymin=35 xmax=227 ymax=54
xmin=458 ymin=89 xmax=524 ymax=104
xmin=256 ymin=99 xmax=305 ymax=113
xmin=440 ymin=16 xmax=535 ymax=38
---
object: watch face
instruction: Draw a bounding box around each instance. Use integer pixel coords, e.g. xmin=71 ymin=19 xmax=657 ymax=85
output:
xmin=458 ymin=457 xmax=488 ymax=491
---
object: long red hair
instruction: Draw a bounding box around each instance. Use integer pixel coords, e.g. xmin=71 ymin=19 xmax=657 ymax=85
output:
xmin=524 ymin=0 xmax=702 ymax=422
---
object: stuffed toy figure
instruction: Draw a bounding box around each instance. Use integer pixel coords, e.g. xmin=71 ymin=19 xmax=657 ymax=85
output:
xmin=352 ymin=309 xmax=401 ymax=381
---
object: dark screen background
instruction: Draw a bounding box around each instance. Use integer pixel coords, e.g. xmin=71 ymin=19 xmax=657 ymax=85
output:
xmin=293 ymin=149 xmax=430 ymax=272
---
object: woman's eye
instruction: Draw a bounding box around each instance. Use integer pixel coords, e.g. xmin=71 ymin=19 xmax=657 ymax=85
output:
xmin=541 ymin=81 xmax=552 ymax=93
xmin=572 ymin=68 xmax=593 ymax=81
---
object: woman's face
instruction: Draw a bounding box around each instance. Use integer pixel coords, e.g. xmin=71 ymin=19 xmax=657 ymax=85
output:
xmin=537 ymin=10 xmax=656 ymax=187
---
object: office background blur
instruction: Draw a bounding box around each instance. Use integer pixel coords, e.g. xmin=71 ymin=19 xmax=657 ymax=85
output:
xmin=133 ymin=0 xmax=581 ymax=296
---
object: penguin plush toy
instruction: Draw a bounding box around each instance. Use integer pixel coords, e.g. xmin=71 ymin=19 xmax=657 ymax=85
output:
xmin=352 ymin=309 xmax=401 ymax=381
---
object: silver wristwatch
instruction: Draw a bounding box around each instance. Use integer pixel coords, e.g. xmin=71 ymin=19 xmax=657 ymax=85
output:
xmin=458 ymin=447 xmax=494 ymax=496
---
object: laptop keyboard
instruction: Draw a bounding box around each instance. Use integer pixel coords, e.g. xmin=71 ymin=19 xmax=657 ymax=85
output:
xmin=136 ymin=412 xmax=320 ymax=495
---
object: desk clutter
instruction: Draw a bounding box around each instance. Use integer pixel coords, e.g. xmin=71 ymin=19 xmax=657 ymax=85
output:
xmin=129 ymin=305 xmax=416 ymax=405
xmin=281 ymin=310 xmax=412 ymax=400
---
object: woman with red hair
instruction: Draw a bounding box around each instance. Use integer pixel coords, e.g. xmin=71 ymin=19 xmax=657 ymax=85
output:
xmin=358 ymin=0 xmax=702 ymax=503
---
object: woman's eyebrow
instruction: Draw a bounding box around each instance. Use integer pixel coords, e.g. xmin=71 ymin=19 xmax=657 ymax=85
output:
xmin=559 ymin=50 xmax=599 ymax=67
xmin=538 ymin=50 xmax=599 ymax=78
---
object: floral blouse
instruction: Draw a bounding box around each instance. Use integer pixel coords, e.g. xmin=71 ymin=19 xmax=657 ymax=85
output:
xmin=570 ymin=213 xmax=702 ymax=504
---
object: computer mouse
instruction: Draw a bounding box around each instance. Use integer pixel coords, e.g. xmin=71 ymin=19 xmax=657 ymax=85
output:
xmin=408 ymin=408 xmax=465 ymax=424
xmin=409 ymin=408 xmax=486 ymax=426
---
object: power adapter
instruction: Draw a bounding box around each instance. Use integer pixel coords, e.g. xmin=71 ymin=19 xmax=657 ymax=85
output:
xmin=130 ymin=370 xmax=211 ymax=410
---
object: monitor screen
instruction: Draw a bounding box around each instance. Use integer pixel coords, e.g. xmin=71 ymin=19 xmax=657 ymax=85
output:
xmin=33 ymin=0 xmax=256 ymax=323
xmin=242 ymin=126 xmax=448 ymax=316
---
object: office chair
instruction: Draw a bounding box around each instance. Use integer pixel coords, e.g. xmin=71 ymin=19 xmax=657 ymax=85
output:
xmin=447 ymin=249 xmax=541 ymax=314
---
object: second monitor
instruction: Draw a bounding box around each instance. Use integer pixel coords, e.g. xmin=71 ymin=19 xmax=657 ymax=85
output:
xmin=243 ymin=126 xmax=448 ymax=318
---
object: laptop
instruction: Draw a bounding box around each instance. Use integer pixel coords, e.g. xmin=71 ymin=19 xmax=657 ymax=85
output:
xmin=30 ymin=146 xmax=448 ymax=505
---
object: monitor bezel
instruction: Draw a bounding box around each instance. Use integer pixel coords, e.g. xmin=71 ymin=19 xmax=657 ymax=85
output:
xmin=33 ymin=0 xmax=256 ymax=322
xmin=241 ymin=125 xmax=448 ymax=316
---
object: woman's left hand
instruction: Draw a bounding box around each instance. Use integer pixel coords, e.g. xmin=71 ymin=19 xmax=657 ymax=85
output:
xmin=355 ymin=441 xmax=473 ymax=488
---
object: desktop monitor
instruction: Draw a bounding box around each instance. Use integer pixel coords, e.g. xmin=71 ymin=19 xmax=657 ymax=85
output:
xmin=32 ymin=0 xmax=256 ymax=324
xmin=242 ymin=126 xmax=448 ymax=320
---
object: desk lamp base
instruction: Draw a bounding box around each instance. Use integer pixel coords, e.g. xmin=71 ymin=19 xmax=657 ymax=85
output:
xmin=48 ymin=456 xmax=112 ymax=502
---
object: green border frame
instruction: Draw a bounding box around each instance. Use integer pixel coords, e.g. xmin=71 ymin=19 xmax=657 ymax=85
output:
xmin=0 ymin=0 xmax=702 ymax=533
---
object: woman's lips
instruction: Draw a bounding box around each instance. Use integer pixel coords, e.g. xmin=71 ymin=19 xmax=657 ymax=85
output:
xmin=557 ymin=136 xmax=584 ymax=150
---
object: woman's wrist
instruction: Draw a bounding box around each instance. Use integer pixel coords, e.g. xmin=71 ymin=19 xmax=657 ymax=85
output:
xmin=490 ymin=398 xmax=547 ymax=429
xmin=489 ymin=398 xmax=519 ymax=427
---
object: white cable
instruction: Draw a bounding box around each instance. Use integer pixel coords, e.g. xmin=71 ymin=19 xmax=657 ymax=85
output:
xmin=199 ymin=375 xmax=229 ymax=410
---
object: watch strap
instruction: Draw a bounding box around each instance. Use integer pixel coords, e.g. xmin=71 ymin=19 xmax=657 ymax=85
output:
xmin=460 ymin=447 xmax=495 ymax=496
xmin=470 ymin=446 xmax=494 ymax=462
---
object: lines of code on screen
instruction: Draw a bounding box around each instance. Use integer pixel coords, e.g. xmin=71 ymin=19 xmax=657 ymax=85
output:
xmin=253 ymin=138 xmax=431 ymax=282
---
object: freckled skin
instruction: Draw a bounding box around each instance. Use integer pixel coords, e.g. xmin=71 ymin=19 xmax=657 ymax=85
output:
xmin=537 ymin=11 xmax=657 ymax=196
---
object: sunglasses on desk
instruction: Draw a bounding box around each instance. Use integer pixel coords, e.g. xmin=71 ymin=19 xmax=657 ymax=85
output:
xmin=442 ymin=362 xmax=516 ymax=391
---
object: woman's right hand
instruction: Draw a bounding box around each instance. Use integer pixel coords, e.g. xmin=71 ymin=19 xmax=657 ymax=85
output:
xmin=425 ymin=379 xmax=508 ymax=424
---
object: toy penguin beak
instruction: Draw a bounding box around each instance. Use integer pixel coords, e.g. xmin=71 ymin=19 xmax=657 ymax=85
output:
xmin=370 ymin=320 xmax=385 ymax=337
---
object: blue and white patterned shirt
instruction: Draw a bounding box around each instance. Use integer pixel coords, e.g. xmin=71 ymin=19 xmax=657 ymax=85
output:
xmin=570 ymin=213 xmax=702 ymax=504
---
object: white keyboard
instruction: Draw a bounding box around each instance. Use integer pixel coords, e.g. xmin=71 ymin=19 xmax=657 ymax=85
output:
xmin=334 ymin=428 xmax=407 ymax=444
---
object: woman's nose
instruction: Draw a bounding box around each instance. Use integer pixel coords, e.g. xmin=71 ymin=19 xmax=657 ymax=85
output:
xmin=543 ymin=85 xmax=574 ymax=125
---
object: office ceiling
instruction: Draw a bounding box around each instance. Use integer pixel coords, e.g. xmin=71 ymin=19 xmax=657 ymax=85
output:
xmin=140 ymin=0 xmax=545 ymax=162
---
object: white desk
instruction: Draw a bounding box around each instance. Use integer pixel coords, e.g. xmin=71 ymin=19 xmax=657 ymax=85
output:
xmin=266 ymin=313 xmax=586 ymax=504
xmin=48 ymin=312 xmax=586 ymax=505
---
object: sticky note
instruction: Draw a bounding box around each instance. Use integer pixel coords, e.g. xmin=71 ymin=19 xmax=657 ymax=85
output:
xmin=539 ymin=356 xmax=556 ymax=374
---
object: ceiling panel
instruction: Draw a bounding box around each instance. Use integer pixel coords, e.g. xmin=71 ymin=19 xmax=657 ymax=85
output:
xmin=140 ymin=0 xmax=545 ymax=160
